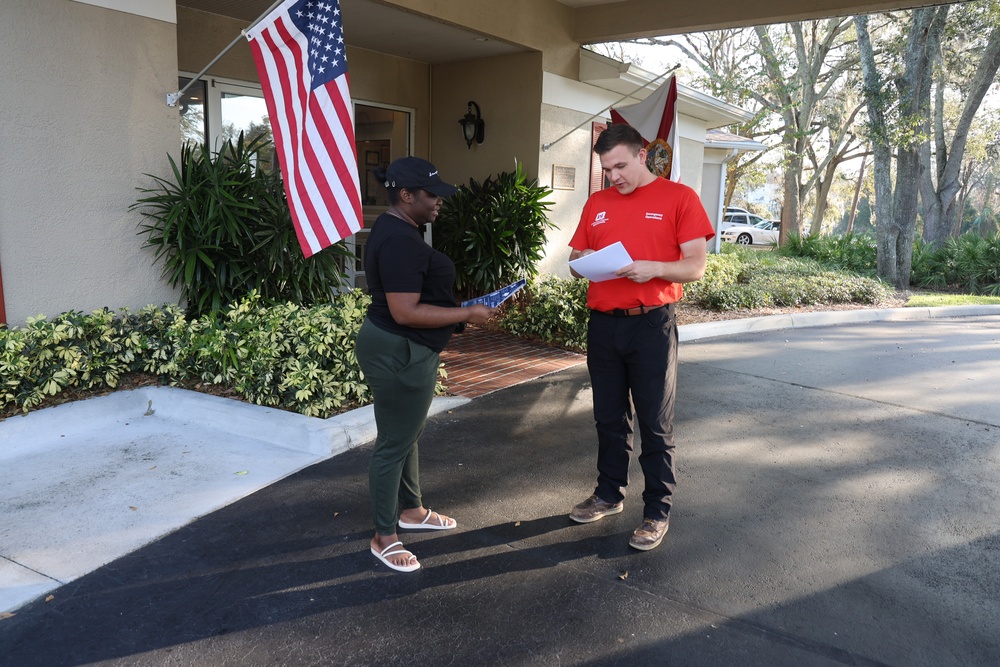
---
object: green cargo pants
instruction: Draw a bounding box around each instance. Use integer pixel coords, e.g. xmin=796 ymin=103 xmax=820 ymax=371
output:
xmin=355 ymin=317 xmax=440 ymax=536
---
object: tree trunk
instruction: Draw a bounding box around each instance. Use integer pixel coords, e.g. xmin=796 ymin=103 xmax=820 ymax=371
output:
xmin=949 ymin=160 xmax=975 ymax=237
xmin=981 ymin=172 xmax=996 ymax=237
xmin=810 ymin=158 xmax=839 ymax=235
xmin=920 ymin=14 xmax=1000 ymax=246
xmin=890 ymin=8 xmax=945 ymax=289
xmin=855 ymin=16 xmax=898 ymax=284
xmin=781 ymin=144 xmax=801 ymax=244
xmin=847 ymin=155 xmax=867 ymax=234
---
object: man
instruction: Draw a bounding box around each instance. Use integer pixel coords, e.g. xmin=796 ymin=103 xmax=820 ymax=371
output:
xmin=568 ymin=123 xmax=715 ymax=551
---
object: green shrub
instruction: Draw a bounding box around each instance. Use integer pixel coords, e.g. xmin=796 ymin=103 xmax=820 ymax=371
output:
xmin=682 ymin=252 xmax=742 ymax=303
xmin=777 ymin=232 xmax=877 ymax=274
xmin=781 ymin=229 xmax=1000 ymax=293
xmin=686 ymin=249 xmax=892 ymax=311
xmin=911 ymin=233 xmax=1000 ymax=295
xmin=498 ymin=275 xmax=589 ymax=351
xmin=132 ymin=133 xmax=352 ymax=318
xmin=0 ymin=292 xmax=378 ymax=419
xmin=493 ymin=251 xmax=893 ymax=349
xmin=698 ymin=283 xmax=774 ymax=310
xmin=0 ymin=308 xmax=153 ymax=411
xmin=434 ymin=162 xmax=555 ymax=299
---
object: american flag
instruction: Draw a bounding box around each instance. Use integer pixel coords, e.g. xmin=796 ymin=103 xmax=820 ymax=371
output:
xmin=247 ymin=0 xmax=363 ymax=258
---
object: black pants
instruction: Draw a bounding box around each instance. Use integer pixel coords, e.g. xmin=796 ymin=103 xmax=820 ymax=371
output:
xmin=587 ymin=305 xmax=678 ymax=521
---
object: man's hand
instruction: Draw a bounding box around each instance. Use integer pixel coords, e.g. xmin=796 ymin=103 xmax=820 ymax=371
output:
xmin=568 ymin=248 xmax=595 ymax=279
xmin=615 ymin=261 xmax=661 ymax=284
xmin=613 ymin=239 xmax=709 ymax=285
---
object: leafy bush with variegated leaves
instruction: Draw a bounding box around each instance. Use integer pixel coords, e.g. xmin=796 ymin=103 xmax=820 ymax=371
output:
xmin=1 ymin=291 xmax=385 ymax=419
xmin=498 ymin=275 xmax=590 ymax=352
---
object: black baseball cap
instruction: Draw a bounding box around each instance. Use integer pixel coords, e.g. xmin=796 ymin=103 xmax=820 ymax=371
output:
xmin=383 ymin=156 xmax=458 ymax=197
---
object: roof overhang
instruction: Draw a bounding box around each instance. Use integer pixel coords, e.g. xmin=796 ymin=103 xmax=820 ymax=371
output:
xmin=179 ymin=0 xmax=936 ymax=64
xmin=579 ymin=49 xmax=752 ymax=129
xmin=705 ymin=129 xmax=766 ymax=152
xmin=570 ymin=0 xmax=939 ymax=42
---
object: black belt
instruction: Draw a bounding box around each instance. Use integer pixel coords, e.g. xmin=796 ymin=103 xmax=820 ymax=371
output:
xmin=598 ymin=304 xmax=671 ymax=317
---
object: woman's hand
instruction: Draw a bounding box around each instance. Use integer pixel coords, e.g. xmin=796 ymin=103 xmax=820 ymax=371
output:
xmin=386 ymin=293 xmax=496 ymax=328
xmin=464 ymin=304 xmax=497 ymax=325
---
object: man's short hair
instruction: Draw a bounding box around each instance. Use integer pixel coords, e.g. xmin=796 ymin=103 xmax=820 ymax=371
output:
xmin=594 ymin=123 xmax=645 ymax=156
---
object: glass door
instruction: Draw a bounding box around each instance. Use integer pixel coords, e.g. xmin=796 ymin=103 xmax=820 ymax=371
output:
xmin=349 ymin=103 xmax=413 ymax=290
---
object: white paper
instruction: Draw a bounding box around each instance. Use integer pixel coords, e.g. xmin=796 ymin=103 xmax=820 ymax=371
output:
xmin=569 ymin=242 xmax=634 ymax=282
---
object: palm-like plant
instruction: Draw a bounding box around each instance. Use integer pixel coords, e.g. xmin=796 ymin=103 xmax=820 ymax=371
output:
xmin=434 ymin=162 xmax=555 ymax=299
xmin=132 ymin=134 xmax=352 ymax=317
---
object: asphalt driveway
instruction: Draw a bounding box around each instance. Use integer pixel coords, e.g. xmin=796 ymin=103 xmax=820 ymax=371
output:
xmin=2 ymin=311 xmax=998 ymax=666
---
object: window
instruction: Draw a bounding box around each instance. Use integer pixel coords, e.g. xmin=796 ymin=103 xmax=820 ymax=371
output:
xmin=351 ymin=102 xmax=413 ymax=291
xmin=175 ymin=75 xmax=415 ymax=289
xmin=177 ymin=75 xmax=271 ymax=156
xmin=177 ymin=76 xmax=207 ymax=145
xmin=218 ymin=86 xmax=273 ymax=167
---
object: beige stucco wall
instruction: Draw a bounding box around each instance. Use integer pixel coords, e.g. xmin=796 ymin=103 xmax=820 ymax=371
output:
xmin=348 ymin=48 xmax=432 ymax=159
xmin=678 ymin=136 xmax=705 ymax=194
xmin=379 ymin=0 xmax=579 ymax=78
xmin=0 ymin=0 xmax=181 ymax=327
xmin=536 ymin=105 xmax=596 ymax=278
xmin=430 ymin=52 xmax=544 ymax=186
xmin=177 ymin=7 xmax=258 ymax=81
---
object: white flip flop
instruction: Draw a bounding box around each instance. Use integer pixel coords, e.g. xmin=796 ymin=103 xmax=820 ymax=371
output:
xmin=370 ymin=541 xmax=420 ymax=573
xmin=398 ymin=509 xmax=457 ymax=531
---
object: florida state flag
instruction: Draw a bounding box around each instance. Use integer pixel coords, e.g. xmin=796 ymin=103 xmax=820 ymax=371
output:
xmin=610 ymin=75 xmax=680 ymax=181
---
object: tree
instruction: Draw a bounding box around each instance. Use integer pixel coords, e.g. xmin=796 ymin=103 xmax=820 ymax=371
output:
xmin=803 ymin=87 xmax=868 ymax=236
xmin=754 ymin=19 xmax=861 ymax=244
xmin=617 ymin=29 xmax=778 ymax=216
xmin=629 ymin=22 xmax=861 ymax=244
xmin=919 ymin=1 xmax=1000 ymax=246
xmin=856 ymin=9 xmax=948 ymax=289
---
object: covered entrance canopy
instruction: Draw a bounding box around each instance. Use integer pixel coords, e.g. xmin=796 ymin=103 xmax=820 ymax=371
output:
xmin=179 ymin=0 xmax=941 ymax=59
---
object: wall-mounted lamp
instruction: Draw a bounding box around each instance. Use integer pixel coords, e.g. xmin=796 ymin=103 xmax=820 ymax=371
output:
xmin=459 ymin=100 xmax=485 ymax=149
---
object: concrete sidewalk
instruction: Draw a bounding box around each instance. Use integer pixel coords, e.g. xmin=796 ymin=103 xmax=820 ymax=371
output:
xmin=2 ymin=306 xmax=999 ymax=666
xmin=0 ymin=386 xmax=469 ymax=614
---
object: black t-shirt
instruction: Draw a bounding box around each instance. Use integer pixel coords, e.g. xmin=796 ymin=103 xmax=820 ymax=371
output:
xmin=364 ymin=212 xmax=458 ymax=353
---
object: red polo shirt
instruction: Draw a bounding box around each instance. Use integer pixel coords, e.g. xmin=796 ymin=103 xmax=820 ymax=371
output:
xmin=569 ymin=177 xmax=715 ymax=312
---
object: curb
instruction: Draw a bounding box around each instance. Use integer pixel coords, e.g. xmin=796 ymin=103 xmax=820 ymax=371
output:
xmin=677 ymin=304 xmax=1000 ymax=341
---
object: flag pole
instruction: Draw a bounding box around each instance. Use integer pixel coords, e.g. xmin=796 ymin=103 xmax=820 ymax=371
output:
xmin=166 ymin=0 xmax=286 ymax=107
xmin=541 ymin=63 xmax=680 ymax=152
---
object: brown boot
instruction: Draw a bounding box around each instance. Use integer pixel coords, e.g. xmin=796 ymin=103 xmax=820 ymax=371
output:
xmin=569 ymin=494 xmax=624 ymax=524
xmin=628 ymin=517 xmax=669 ymax=551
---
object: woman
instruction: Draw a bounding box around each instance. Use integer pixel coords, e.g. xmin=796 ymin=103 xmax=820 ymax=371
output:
xmin=355 ymin=156 xmax=496 ymax=573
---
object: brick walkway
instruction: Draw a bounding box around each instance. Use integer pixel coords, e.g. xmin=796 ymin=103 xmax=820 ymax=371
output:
xmin=439 ymin=326 xmax=585 ymax=398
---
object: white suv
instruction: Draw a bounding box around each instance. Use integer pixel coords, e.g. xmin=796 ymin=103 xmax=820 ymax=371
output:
xmin=722 ymin=207 xmax=770 ymax=230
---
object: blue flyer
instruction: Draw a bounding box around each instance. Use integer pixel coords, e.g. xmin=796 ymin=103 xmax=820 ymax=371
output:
xmin=461 ymin=279 xmax=527 ymax=308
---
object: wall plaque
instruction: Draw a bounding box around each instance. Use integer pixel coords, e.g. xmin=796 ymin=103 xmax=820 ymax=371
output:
xmin=552 ymin=165 xmax=576 ymax=191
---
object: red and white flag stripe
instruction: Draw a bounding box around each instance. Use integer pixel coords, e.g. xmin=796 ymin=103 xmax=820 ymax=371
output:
xmin=247 ymin=0 xmax=363 ymax=258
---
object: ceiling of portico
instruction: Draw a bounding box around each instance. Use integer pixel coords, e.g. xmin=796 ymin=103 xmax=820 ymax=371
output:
xmin=178 ymin=0 xmax=528 ymax=63
xmin=179 ymin=0 xmax=945 ymax=63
